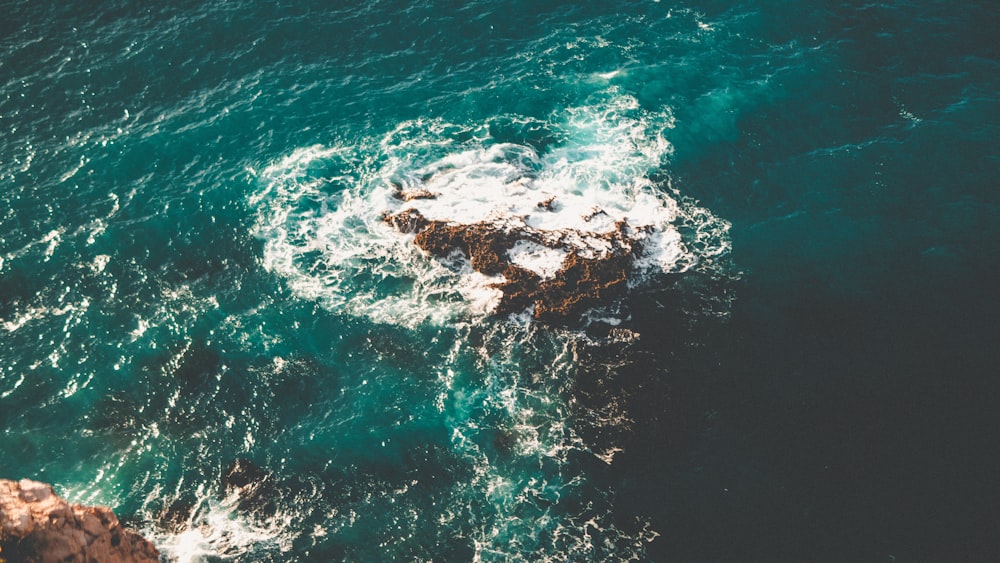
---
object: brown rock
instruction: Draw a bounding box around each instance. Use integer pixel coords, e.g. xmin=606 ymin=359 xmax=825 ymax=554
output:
xmin=0 ymin=478 xmax=159 ymax=563
xmin=381 ymin=208 xmax=429 ymax=234
xmin=392 ymin=188 xmax=438 ymax=201
xmin=583 ymin=206 xmax=609 ymax=222
xmin=383 ymin=209 xmax=642 ymax=325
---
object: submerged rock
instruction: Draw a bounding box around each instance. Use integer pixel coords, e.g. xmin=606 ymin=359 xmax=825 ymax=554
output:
xmin=536 ymin=195 xmax=557 ymax=211
xmin=0 ymin=478 xmax=159 ymax=563
xmin=156 ymin=498 xmax=195 ymax=535
xmin=383 ymin=208 xmax=644 ymax=325
xmin=221 ymin=459 xmax=277 ymax=515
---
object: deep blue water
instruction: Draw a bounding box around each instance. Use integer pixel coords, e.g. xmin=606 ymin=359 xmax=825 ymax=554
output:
xmin=2 ymin=1 xmax=999 ymax=561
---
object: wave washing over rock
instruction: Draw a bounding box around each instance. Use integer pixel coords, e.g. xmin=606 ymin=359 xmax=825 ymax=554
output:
xmin=241 ymin=94 xmax=735 ymax=561
xmin=382 ymin=208 xmax=642 ymax=325
xmin=254 ymin=92 xmax=731 ymax=329
xmin=0 ymin=479 xmax=159 ymax=563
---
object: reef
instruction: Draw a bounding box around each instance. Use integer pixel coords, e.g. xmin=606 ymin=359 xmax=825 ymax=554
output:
xmin=382 ymin=208 xmax=645 ymax=325
xmin=0 ymin=478 xmax=159 ymax=563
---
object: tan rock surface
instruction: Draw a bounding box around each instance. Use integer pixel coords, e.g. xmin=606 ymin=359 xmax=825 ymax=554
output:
xmin=0 ymin=478 xmax=159 ymax=563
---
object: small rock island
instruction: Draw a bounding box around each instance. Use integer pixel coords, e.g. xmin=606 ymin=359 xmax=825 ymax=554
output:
xmin=383 ymin=206 xmax=646 ymax=325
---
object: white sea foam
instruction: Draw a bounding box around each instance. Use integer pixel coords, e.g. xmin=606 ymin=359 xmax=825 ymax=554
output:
xmin=430 ymin=323 xmax=660 ymax=561
xmin=507 ymin=240 xmax=567 ymax=278
xmin=155 ymin=500 xmax=288 ymax=563
xmin=253 ymin=90 xmax=729 ymax=327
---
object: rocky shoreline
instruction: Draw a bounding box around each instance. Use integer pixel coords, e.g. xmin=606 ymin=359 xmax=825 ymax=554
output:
xmin=0 ymin=479 xmax=159 ymax=563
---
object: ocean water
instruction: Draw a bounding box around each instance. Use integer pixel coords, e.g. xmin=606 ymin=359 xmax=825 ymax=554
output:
xmin=2 ymin=1 xmax=998 ymax=561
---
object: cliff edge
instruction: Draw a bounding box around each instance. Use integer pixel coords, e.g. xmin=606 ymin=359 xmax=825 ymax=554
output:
xmin=0 ymin=478 xmax=159 ymax=563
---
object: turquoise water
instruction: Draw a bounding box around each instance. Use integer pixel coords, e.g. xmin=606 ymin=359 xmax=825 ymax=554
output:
xmin=2 ymin=1 xmax=998 ymax=561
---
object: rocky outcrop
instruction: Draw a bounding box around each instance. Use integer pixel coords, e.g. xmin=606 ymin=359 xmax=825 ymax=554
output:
xmin=383 ymin=208 xmax=645 ymax=325
xmin=0 ymin=478 xmax=159 ymax=563
xmin=391 ymin=186 xmax=438 ymax=201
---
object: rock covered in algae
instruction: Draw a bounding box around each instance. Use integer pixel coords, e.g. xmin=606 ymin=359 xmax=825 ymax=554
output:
xmin=383 ymin=208 xmax=645 ymax=325
xmin=0 ymin=478 xmax=159 ymax=563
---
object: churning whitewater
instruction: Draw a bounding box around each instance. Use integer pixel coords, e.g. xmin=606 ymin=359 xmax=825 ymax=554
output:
xmin=254 ymin=92 xmax=729 ymax=328
xmin=229 ymin=93 xmax=731 ymax=561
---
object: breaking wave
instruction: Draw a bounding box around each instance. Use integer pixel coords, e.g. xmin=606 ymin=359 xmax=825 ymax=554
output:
xmin=252 ymin=90 xmax=730 ymax=328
